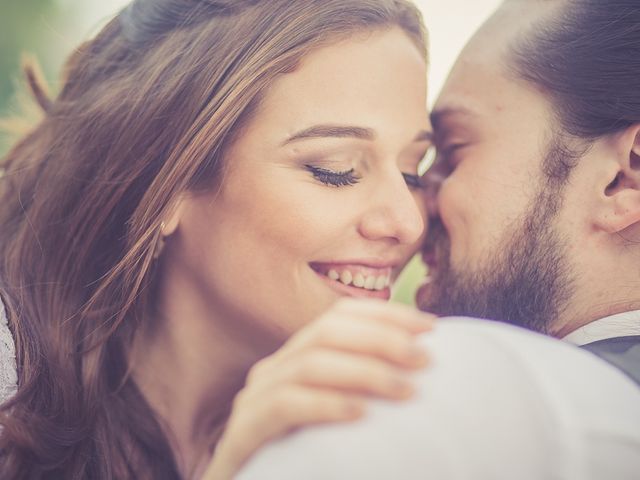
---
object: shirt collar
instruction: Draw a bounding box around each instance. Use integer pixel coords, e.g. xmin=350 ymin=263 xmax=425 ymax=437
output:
xmin=563 ymin=310 xmax=640 ymax=346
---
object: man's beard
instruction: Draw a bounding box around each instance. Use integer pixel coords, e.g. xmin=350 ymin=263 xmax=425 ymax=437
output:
xmin=418 ymin=178 xmax=576 ymax=335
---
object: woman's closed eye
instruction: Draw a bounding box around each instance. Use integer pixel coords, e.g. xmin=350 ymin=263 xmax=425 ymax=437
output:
xmin=401 ymin=145 xmax=437 ymax=190
xmin=402 ymin=172 xmax=422 ymax=189
xmin=305 ymin=164 xmax=424 ymax=190
xmin=305 ymin=164 xmax=361 ymax=187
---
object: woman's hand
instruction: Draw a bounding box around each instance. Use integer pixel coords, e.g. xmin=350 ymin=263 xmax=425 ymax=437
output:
xmin=202 ymin=298 xmax=434 ymax=479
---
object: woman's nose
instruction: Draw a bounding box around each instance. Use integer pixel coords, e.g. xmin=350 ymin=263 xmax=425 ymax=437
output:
xmin=358 ymin=174 xmax=425 ymax=245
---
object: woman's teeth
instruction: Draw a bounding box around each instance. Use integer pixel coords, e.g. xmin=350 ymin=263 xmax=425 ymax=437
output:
xmin=326 ymin=269 xmax=390 ymax=291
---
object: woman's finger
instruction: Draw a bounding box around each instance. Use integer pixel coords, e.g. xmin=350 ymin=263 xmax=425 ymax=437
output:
xmin=248 ymin=348 xmax=419 ymax=399
xmin=232 ymin=385 xmax=366 ymax=454
xmin=245 ymin=322 xmax=429 ymax=391
xmin=204 ymin=387 xmax=365 ymax=480
xmin=287 ymin=300 xmax=433 ymax=351
xmin=331 ymin=298 xmax=436 ymax=332
xmin=285 ymin=348 xmax=417 ymax=399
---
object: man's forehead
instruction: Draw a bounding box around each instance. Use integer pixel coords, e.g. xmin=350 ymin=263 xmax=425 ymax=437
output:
xmin=433 ymin=62 xmax=551 ymax=135
xmin=432 ymin=51 xmax=509 ymax=126
xmin=461 ymin=0 xmax=564 ymax=60
xmin=432 ymin=56 xmax=553 ymax=143
xmin=432 ymin=0 xmax=563 ymax=124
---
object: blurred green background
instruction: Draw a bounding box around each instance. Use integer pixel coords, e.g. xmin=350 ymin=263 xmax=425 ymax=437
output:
xmin=0 ymin=0 xmax=127 ymax=153
xmin=0 ymin=0 xmax=427 ymax=305
xmin=1 ymin=0 xmax=53 ymax=153
xmin=392 ymin=255 xmax=427 ymax=306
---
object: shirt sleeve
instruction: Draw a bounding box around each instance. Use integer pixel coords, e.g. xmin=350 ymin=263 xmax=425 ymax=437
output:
xmin=237 ymin=319 xmax=640 ymax=480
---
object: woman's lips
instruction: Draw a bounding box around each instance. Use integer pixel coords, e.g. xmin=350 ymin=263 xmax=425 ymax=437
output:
xmin=310 ymin=262 xmax=395 ymax=300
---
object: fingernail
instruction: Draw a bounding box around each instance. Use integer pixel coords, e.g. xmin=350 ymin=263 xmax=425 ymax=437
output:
xmin=412 ymin=316 xmax=434 ymax=330
xmin=345 ymin=400 xmax=365 ymax=417
xmin=390 ymin=378 xmax=415 ymax=399
xmin=406 ymin=345 xmax=429 ymax=365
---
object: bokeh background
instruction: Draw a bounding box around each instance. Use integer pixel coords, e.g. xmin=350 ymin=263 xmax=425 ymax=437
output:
xmin=0 ymin=0 xmax=501 ymax=304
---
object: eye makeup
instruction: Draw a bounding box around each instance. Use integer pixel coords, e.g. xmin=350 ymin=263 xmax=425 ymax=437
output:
xmin=295 ymin=143 xmax=427 ymax=190
xmin=304 ymin=164 xmax=361 ymax=187
xmin=402 ymin=172 xmax=421 ymax=189
xmin=292 ymin=145 xmax=367 ymax=188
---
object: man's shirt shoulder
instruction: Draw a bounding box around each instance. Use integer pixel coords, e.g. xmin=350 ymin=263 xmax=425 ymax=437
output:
xmin=239 ymin=318 xmax=640 ymax=480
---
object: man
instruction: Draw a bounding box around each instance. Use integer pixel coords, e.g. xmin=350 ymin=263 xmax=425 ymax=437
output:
xmin=238 ymin=1 xmax=640 ymax=477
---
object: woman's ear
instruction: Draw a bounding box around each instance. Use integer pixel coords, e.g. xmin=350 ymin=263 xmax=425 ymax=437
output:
xmin=595 ymin=125 xmax=640 ymax=234
xmin=161 ymin=196 xmax=186 ymax=237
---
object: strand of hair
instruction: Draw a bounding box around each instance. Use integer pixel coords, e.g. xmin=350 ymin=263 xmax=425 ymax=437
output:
xmin=20 ymin=54 xmax=52 ymax=114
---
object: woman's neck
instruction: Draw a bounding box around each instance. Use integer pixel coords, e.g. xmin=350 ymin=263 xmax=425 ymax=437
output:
xmin=130 ymin=270 xmax=269 ymax=478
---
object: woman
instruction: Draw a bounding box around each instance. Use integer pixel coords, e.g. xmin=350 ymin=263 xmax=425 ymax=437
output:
xmin=0 ymin=0 xmax=434 ymax=478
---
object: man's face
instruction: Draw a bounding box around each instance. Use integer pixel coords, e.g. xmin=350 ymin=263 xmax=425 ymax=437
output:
xmin=418 ymin=1 xmax=579 ymax=333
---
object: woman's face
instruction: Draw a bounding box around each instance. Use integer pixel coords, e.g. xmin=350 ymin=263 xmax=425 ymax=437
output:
xmin=169 ymin=27 xmax=431 ymax=342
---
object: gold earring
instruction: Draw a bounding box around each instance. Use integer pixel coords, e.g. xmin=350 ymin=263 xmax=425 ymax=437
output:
xmin=153 ymin=222 xmax=166 ymax=259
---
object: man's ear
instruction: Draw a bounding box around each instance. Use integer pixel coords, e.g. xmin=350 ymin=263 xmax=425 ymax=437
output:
xmin=595 ymin=124 xmax=640 ymax=234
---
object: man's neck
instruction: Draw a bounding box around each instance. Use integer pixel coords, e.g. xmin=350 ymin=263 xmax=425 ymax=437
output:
xmin=549 ymin=246 xmax=640 ymax=338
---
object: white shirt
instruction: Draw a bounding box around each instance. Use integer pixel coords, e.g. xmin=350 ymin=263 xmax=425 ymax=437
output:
xmin=238 ymin=318 xmax=640 ymax=480
xmin=563 ymin=310 xmax=640 ymax=346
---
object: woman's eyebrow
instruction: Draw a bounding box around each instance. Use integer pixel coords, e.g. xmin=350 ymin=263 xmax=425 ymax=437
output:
xmin=281 ymin=125 xmax=375 ymax=145
xmin=282 ymin=125 xmax=433 ymax=146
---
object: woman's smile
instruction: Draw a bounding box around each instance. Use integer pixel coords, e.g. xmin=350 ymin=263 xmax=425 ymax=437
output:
xmin=310 ymin=261 xmax=399 ymax=300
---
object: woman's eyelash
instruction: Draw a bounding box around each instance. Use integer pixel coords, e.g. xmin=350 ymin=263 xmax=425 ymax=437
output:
xmin=402 ymin=173 xmax=422 ymax=189
xmin=305 ymin=165 xmax=360 ymax=187
xmin=305 ymin=165 xmax=422 ymax=189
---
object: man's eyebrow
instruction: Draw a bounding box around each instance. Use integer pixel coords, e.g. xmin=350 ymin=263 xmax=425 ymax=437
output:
xmin=281 ymin=125 xmax=375 ymax=145
xmin=430 ymin=106 xmax=477 ymax=130
xmin=414 ymin=130 xmax=434 ymax=142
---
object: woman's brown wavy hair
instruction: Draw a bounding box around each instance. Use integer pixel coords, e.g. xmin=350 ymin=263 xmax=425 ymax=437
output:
xmin=0 ymin=0 xmax=426 ymax=478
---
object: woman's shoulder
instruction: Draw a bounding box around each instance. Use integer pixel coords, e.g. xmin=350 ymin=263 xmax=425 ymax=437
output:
xmin=0 ymin=296 xmax=17 ymax=404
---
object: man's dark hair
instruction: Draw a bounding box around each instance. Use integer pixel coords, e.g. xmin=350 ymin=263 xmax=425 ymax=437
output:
xmin=511 ymin=0 xmax=640 ymax=140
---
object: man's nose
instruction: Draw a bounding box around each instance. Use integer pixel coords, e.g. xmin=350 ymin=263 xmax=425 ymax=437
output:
xmin=421 ymin=161 xmax=448 ymax=218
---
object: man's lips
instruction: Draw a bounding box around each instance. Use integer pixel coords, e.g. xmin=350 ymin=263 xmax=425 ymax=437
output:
xmin=422 ymin=249 xmax=437 ymax=270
